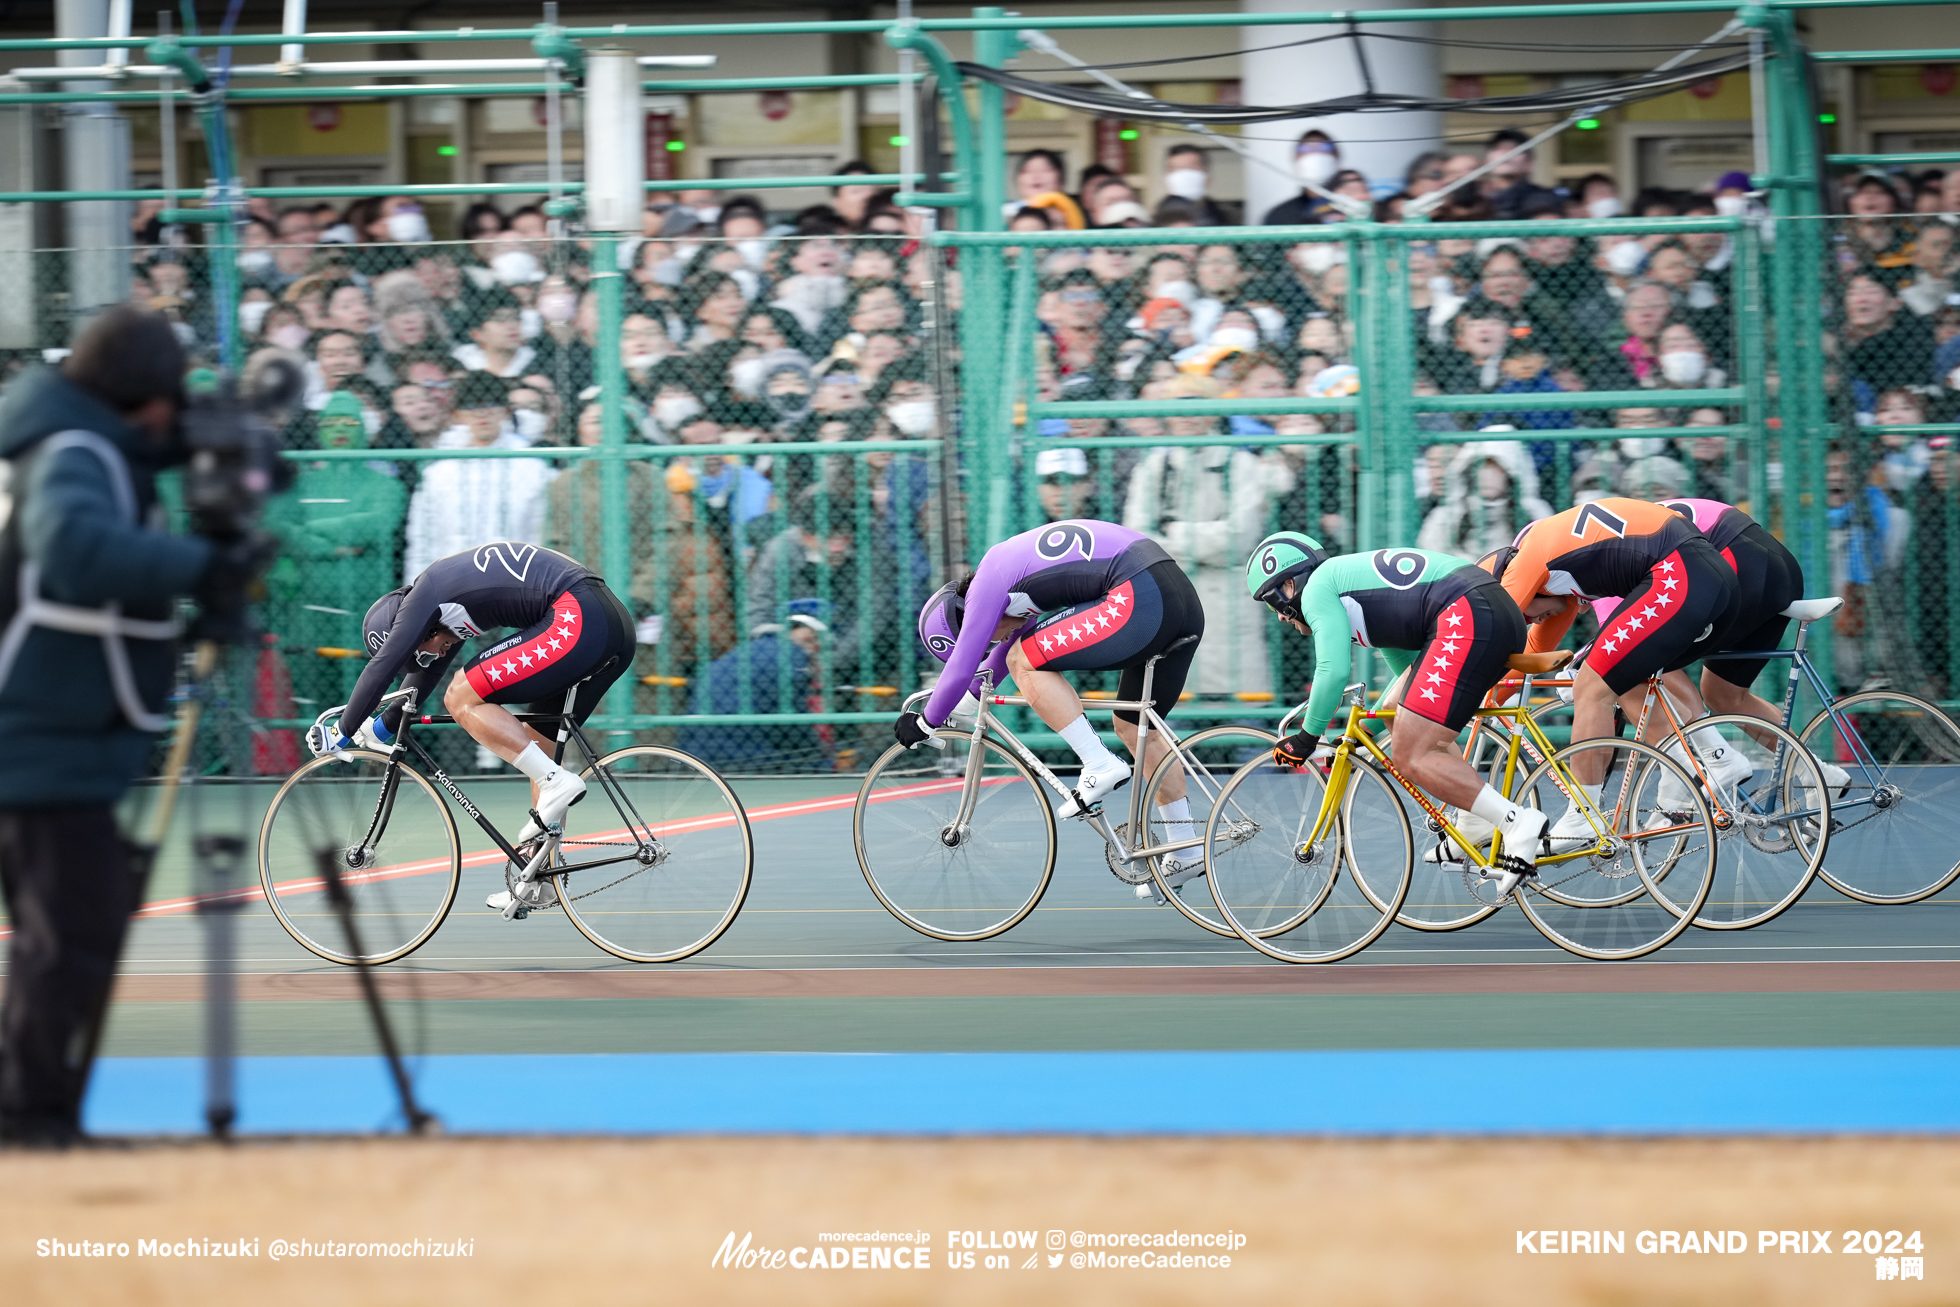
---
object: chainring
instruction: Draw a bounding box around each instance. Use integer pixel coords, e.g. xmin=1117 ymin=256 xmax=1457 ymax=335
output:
xmin=505 ymin=842 xmax=561 ymax=910
xmin=1103 ymin=823 xmax=1157 ymax=885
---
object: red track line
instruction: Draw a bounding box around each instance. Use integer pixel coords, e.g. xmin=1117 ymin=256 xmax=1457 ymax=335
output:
xmin=96 ymin=772 xmax=1009 ymax=927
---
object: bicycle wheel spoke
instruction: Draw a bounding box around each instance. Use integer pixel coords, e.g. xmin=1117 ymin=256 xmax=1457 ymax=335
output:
xmin=259 ymin=751 xmax=459 ymax=966
xmin=855 ymin=733 xmax=1057 ymax=940
xmin=555 ymin=747 xmax=752 ymax=964
xmin=1513 ymin=738 xmax=1715 ymax=961
xmin=1801 ymin=692 xmax=1960 ymax=904
xmin=1688 ymin=715 xmax=1830 ymax=930
xmin=1141 ymin=725 xmax=1278 ymax=937
xmin=1205 ymin=758 xmax=1410 ymax=964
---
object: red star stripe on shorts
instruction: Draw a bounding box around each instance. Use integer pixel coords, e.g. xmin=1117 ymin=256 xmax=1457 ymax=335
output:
xmin=465 ymin=588 xmax=586 ymax=699
xmin=1020 ymin=580 xmax=1137 ymax=670
xmin=1587 ymin=549 xmax=1687 ymax=679
xmin=1402 ymin=594 xmax=1475 ymax=727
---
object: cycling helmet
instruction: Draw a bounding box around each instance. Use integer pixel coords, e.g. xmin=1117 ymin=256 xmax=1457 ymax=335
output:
xmin=362 ymin=588 xmax=482 ymax=668
xmin=917 ymin=580 xmax=964 ymax=663
xmin=1244 ymin=531 xmax=1327 ymax=623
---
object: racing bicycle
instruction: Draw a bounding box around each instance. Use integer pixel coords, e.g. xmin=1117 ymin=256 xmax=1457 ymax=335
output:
xmin=260 ymin=679 xmax=752 ymax=964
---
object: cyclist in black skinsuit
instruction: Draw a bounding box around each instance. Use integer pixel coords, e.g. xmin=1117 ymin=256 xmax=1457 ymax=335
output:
xmin=325 ymin=544 xmax=635 ymax=909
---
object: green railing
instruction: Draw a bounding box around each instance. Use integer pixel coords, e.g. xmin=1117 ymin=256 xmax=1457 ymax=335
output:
xmin=4 ymin=1 xmax=1959 ymax=774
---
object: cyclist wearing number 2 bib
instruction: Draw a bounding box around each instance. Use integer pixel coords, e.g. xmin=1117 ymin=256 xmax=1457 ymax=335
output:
xmin=1247 ymin=533 xmax=1547 ymax=895
xmin=897 ymin=519 xmax=1209 ymax=891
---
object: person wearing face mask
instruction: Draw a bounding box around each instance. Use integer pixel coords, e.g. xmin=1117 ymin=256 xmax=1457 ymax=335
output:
xmin=530 ymin=278 xmax=596 ymax=397
xmin=402 ymin=370 xmax=556 ymax=582
xmin=1262 ymin=130 xmax=1344 ymax=226
xmin=264 ymin=391 xmax=408 ymax=702
xmin=1647 ymin=320 xmax=1726 ymax=393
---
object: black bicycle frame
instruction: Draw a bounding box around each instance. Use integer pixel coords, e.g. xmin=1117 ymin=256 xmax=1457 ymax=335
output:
xmin=353 ymin=696 xmax=658 ymax=881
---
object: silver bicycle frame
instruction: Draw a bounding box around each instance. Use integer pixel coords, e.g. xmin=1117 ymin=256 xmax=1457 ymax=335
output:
xmin=907 ymin=647 xmax=1212 ymax=864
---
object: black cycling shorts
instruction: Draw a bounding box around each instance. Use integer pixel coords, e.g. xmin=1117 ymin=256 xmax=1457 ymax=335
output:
xmin=463 ymin=578 xmax=635 ymax=724
xmin=1701 ymin=523 xmax=1805 ymax=689
xmin=1398 ymin=582 xmax=1529 ymax=733
xmin=1016 ymin=558 xmax=1206 ymax=724
xmin=1583 ymin=536 xmax=1739 ymax=696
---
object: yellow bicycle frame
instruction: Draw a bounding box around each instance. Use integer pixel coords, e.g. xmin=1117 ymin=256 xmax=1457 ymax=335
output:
xmin=1290 ymin=679 xmax=1704 ymax=874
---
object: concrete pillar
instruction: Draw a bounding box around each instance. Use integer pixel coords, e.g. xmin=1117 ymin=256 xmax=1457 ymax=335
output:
xmin=1239 ymin=0 xmax=1440 ymax=223
xmin=58 ymin=0 xmax=132 ymax=317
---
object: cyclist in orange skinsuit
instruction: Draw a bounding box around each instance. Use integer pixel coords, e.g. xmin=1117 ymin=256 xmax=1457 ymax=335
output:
xmin=1483 ymin=497 xmax=1740 ymax=848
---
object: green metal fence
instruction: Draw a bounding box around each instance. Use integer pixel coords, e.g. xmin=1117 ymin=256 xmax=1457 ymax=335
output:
xmin=2 ymin=2 xmax=1958 ymax=775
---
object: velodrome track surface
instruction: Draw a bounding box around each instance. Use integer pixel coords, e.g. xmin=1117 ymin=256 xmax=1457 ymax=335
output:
xmin=2 ymin=775 xmax=1956 ymax=1133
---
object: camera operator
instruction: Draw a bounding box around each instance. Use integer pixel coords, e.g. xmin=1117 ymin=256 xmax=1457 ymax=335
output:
xmin=0 ymin=306 xmax=267 ymax=1147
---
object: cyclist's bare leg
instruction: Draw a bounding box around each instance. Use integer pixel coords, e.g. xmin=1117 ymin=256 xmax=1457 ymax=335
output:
xmin=1569 ymin=664 xmax=1680 ymax=784
xmin=444 ymin=674 xmax=556 ymax=809
xmin=1113 ymin=715 xmax=1186 ymax=804
xmin=1693 ymin=667 xmax=1783 ymax=747
xmin=1390 ymin=711 xmax=1486 ymax=810
xmin=1003 ymin=641 xmax=1183 ymax=802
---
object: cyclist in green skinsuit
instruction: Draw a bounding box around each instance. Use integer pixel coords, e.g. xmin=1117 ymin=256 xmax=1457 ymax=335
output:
xmin=1246 ymin=532 xmax=1550 ymax=894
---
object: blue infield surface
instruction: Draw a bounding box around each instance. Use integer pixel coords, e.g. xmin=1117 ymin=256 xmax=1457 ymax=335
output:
xmin=84 ymin=1048 xmax=1960 ymax=1136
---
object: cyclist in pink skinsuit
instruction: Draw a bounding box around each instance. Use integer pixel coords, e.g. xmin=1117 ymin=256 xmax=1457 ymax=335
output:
xmin=1589 ymin=498 xmax=1803 ymax=729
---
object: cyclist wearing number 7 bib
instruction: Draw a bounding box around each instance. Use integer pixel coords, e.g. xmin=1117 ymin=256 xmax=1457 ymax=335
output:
xmin=1482 ymin=497 xmax=1740 ymax=848
xmin=1247 ymin=533 xmax=1547 ymax=894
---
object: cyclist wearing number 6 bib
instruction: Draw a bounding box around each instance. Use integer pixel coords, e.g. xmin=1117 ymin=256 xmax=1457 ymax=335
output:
xmin=898 ymin=519 xmax=1208 ymax=882
xmin=1247 ymin=533 xmax=1547 ymax=894
xmin=1483 ymin=496 xmax=1740 ymax=849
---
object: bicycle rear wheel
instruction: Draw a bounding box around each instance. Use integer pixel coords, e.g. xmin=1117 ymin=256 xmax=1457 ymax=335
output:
xmin=855 ymin=731 xmax=1058 ymax=940
xmin=554 ymin=746 xmax=753 ymax=963
xmin=258 ymin=750 xmax=461 ymax=965
xmin=1688 ymin=714 xmax=1829 ymax=929
xmin=1204 ymin=755 xmax=1412 ymax=964
xmin=1136 ymin=724 xmax=1277 ymax=937
xmin=1511 ymin=738 xmax=1715 ymax=960
xmin=1799 ymin=691 xmax=1960 ymax=904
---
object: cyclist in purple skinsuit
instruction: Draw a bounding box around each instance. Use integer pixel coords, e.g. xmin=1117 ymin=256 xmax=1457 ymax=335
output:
xmin=896 ymin=519 xmax=1207 ymax=872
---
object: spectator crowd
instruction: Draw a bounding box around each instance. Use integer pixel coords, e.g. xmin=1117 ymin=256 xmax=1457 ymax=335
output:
xmin=9 ymin=130 xmax=1957 ymax=766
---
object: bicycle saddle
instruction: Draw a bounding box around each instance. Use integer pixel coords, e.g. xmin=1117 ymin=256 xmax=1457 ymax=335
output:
xmin=1780 ymin=597 xmax=1844 ymax=622
xmin=1505 ymin=650 xmax=1574 ymax=674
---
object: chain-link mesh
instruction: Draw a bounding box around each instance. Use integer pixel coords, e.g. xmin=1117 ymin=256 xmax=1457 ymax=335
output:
xmin=12 ymin=206 xmax=1958 ymax=777
xmin=2 ymin=231 xmax=952 ymax=776
xmin=1813 ymin=213 xmax=1960 ymax=703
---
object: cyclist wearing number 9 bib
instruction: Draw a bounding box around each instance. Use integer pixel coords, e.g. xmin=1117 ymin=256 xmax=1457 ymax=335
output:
xmin=1483 ymin=496 xmax=1740 ymax=847
xmin=1248 ymin=533 xmax=1547 ymax=894
xmin=899 ymin=519 xmax=1208 ymax=883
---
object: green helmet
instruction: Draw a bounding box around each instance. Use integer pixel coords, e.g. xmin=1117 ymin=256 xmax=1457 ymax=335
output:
xmin=1245 ymin=531 xmax=1327 ymax=621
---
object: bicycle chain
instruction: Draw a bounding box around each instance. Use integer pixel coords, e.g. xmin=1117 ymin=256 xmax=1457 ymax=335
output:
xmin=509 ymin=836 xmax=653 ymax=906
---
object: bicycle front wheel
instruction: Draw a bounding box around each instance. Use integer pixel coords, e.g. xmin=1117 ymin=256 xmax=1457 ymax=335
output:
xmin=1205 ymin=755 xmax=1412 ymax=964
xmin=1512 ymin=738 xmax=1715 ymax=960
xmin=258 ymin=750 xmax=461 ymax=965
xmin=1137 ymin=724 xmax=1277 ymax=938
xmin=1800 ymin=691 xmax=1960 ymax=904
xmin=554 ymin=746 xmax=753 ymax=963
xmin=1689 ymin=714 xmax=1829 ymax=929
xmin=855 ymin=731 xmax=1058 ymax=940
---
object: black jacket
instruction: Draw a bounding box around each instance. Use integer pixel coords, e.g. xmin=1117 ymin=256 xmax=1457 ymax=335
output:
xmin=0 ymin=368 xmax=212 ymax=804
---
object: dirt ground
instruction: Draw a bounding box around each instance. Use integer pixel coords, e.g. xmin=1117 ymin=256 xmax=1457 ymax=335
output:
xmin=4 ymin=1135 xmax=1956 ymax=1307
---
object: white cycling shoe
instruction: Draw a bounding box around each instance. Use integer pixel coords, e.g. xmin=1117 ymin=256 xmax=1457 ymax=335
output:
xmin=1136 ymin=851 xmax=1206 ymax=903
xmin=1424 ymin=808 xmax=1496 ymax=864
xmin=1816 ymin=759 xmax=1851 ymax=789
xmin=1058 ymin=756 xmax=1131 ymax=819
xmin=1657 ymin=735 xmax=1753 ymax=810
xmin=514 ymin=769 xmax=588 ymax=845
xmin=1546 ymin=801 xmax=1605 ymax=852
xmin=1486 ymin=807 xmax=1548 ymax=899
